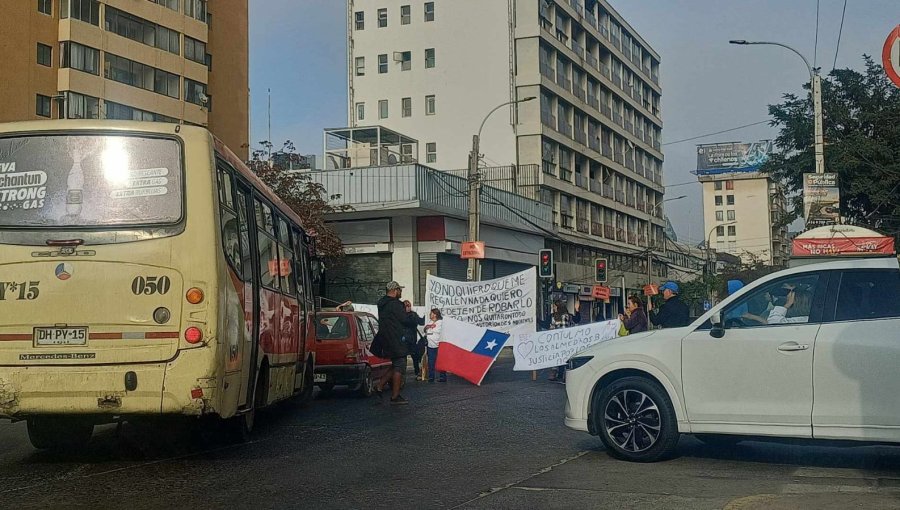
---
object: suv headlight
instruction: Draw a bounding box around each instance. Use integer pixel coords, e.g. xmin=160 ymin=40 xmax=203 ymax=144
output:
xmin=566 ymin=356 xmax=594 ymax=371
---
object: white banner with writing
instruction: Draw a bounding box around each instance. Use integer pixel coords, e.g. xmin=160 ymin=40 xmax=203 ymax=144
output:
xmin=425 ymin=268 xmax=537 ymax=336
xmin=513 ymin=319 xmax=621 ymax=371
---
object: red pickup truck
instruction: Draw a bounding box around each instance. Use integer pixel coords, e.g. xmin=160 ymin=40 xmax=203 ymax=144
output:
xmin=308 ymin=311 xmax=392 ymax=396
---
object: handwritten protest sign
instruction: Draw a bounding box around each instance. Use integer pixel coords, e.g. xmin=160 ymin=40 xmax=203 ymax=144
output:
xmin=513 ymin=319 xmax=621 ymax=371
xmin=425 ymin=268 xmax=536 ymax=336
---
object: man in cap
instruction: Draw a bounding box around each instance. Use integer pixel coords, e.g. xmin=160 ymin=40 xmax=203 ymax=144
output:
xmin=648 ymin=281 xmax=690 ymax=329
xmin=374 ymin=281 xmax=411 ymax=404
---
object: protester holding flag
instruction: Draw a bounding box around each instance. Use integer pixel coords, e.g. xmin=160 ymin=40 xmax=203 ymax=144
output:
xmin=424 ymin=308 xmax=446 ymax=383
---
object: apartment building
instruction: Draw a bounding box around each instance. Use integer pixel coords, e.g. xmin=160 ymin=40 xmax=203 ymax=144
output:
xmin=347 ymin=0 xmax=667 ymax=292
xmin=1 ymin=0 xmax=249 ymax=159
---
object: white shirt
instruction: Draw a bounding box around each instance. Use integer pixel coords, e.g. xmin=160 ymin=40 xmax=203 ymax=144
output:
xmin=425 ymin=319 xmax=443 ymax=348
xmin=767 ymin=306 xmax=809 ymax=324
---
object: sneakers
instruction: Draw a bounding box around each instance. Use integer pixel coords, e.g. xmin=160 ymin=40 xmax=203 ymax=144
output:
xmin=390 ymin=395 xmax=409 ymax=405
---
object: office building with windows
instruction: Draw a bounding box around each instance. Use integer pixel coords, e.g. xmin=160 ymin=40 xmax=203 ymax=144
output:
xmin=347 ymin=0 xmax=667 ymax=294
xmin=1 ymin=0 xmax=249 ymax=158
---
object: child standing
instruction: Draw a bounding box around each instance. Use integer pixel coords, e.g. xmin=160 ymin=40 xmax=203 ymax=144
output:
xmin=424 ymin=308 xmax=446 ymax=383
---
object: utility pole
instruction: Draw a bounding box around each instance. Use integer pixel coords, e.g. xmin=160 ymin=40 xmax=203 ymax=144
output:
xmin=466 ymin=96 xmax=536 ymax=281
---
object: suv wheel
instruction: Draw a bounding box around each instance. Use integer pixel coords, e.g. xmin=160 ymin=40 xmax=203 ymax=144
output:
xmin=357 ymin=366 xmax=374 ymax=397
xmin=595 ymin=376 xmax=679 ymax=462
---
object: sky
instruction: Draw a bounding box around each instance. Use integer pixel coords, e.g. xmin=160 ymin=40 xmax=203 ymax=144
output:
xmin=249 ymin=0 xmax=900 ymax=244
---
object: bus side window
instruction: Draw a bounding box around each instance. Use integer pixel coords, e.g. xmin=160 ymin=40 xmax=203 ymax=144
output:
xmin=275 ymin=215 xmax=296 ymax=296
xmin=254 ymin=199 xmax=280 ymax=290
xmin=234 ymin=186 xmax=252 ymax=281
xmin=292 ymin=228 xmax=307 ymax=302
xmin=216 ymin=165 xmax=242 ymax=277
xmin=297 ymin=234 xmax=313 ymax=304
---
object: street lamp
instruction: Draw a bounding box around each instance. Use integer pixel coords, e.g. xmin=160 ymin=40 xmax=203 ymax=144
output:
xmin=729 ymin=39 xmax=825 ymax=175
xmin=467 ymin=96 xmax=537 ymax=281
xmin=647 ymin=195 xmax=686 ymax=285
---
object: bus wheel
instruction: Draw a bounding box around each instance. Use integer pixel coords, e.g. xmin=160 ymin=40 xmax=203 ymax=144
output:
xmin=27 ymin=417 xmax=93 ymax=451
xmin=357 ymin=367 xmax=374 ymax=398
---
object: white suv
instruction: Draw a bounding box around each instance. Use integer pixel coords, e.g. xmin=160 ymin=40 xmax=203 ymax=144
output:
xmin=564 ymin=257 xmax=900 ymax=462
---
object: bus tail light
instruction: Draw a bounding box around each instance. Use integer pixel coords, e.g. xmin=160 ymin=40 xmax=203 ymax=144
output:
xmin=186 ymin=288 xmax=204 ymax=304
xmin=190 ymin=388 xmax=203 ymax=399
xmin=184 ymin=327 xmax=203 ymax=344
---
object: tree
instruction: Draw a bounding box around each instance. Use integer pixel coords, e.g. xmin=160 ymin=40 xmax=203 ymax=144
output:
xmin=763 ymin=56 xmax=900 ymax=239
xmin=247 ymin=141 xmax=349 ymax=259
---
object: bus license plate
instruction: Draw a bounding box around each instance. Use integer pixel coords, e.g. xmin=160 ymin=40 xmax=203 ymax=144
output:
xmin=34 ymin=327 xmax=88 ymax=346
xmin=314 ymin=374 xmax=327 ymax=383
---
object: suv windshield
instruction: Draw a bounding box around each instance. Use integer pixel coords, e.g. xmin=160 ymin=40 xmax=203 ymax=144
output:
xmin=0 ymin=134 xmax=182 ymax=228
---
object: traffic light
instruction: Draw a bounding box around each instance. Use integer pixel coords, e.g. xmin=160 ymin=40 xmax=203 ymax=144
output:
xmin=539 ymin=249 xmax=553 ymax=278
xmin=594 ymin=258 xmax=608 ymax=283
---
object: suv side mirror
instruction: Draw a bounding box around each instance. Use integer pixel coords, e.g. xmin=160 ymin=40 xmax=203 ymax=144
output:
xmin=710 ymin=311 xmax=725 ymax=339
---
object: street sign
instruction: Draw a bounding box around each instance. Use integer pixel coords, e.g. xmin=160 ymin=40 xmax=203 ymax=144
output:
xmin=643 ymin=284 xmax=659 ymax=296
xmin=563 ymin=284 xmax=581 ymax=294
xmin=884 ymin=25 xmax=900 ymax=88
xmin=803 ymin=173 xmax=840 ymax=227
xmin=460 ymin=241 xmax=485 ymax=259
xmin=592 ymin=285 xmax=611 ymax=300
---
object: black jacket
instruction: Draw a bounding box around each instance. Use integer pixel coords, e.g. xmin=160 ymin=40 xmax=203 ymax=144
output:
xmin=404 ymin=312 xmax=425 ymax=348
xmin=376 ymin=295 xmax=409 ymax=358
xmin=650 ymin=295 xmax=690 ymax=328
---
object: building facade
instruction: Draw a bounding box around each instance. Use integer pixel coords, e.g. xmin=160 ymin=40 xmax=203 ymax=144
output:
xmin=0 ymin=0 xmax=249 ymax=159
xmin=347 ymin=0 xmax=667 ymax=293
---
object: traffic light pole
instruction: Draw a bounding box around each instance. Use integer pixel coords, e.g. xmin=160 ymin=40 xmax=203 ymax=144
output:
xmin=466 ymin=135 xmax=481 ymax=282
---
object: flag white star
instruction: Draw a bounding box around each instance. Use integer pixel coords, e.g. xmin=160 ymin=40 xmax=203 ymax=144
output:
xmin=485 ymin=340 xmax=498 ymax=350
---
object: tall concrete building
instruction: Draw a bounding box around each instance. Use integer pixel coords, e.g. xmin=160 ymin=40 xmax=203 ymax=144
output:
xmin=0 ymin=0 xmax=249 ymax=159
xmin=347 ymin=0 xmax=667 ymax=291
xmin=695 ymin=142 xmax=790 ymax=267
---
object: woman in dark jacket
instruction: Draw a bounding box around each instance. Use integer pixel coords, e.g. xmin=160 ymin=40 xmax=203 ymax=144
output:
xmin=403 ymin=300 xmax=426 ymax=377
xmin=619 ymin=295 xmax=648 ymax=334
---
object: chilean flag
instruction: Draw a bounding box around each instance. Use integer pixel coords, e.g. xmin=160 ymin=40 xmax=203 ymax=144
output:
xmin=435 ymin=318 xmax=510 ymax=386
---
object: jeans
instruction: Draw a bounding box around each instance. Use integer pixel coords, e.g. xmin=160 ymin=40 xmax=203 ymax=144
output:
xmin=427 ymin=347 xmax=446 ymax=382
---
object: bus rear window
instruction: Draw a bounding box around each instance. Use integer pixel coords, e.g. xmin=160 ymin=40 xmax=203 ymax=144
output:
xmin=0 ymin=134 xmax=182 ymax=228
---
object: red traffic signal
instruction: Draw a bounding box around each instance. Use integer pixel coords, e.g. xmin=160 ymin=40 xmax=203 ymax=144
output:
xmin=594 ymin=258 xmax=608 ymax=283
xmin=539 ymin=249 xmax=553 ymax=278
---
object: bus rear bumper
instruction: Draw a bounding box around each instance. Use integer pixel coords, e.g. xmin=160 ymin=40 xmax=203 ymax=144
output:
xmin=0 ymin=349 xmax=218 ymax=420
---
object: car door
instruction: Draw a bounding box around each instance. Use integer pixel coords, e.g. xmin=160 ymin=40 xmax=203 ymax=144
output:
xmin=813 ymin=267 xmax=900 ymax=442
xmin=681 ymin=271 xmax=829 ymax=437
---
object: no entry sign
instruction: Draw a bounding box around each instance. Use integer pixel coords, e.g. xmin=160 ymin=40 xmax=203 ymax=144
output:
xmin=883 ymin=25 xmax=900 ymax=88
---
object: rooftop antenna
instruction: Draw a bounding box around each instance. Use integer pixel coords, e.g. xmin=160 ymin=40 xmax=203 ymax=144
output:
xmin=267 ymin=88 xmax=272 ymax=164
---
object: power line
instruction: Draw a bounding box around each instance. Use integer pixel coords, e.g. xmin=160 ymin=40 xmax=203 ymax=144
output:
xmin=832 ymin=0 xmax=848 ymax=71
xmin=662 ymin=121 xmax=770 ymax=147
xmin=813 ymin=0 xmax=821 ymax=68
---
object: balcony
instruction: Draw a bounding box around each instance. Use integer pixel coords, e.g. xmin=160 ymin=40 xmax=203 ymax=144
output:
xmin=616 ymin=227 xmax=625 ymax=242
xmin=601 ymin=143 xmax=612 ymax=158
xmin=574 ymin=129 xmax=587 ymax=145
xmin=571 ymin=41 xmax=585 ymax=60
xmin=600 ymin=103 xmax=612 ymax=119
xmin=577 ymin=218 xmax=590 ymax=233
xmin=604 ymin=225 xmax=615 ymax=238
xmin=540 ymin=63 xmax=555 ymax=80
xmin=591 ymin=221 xmax=603 ymax=236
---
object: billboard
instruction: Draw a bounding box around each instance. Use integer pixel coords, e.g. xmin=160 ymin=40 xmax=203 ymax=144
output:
xmin=803 ymin=173 xmax=840 ymax=227
xmin=695 ymin=141 xmax=773 ymax=176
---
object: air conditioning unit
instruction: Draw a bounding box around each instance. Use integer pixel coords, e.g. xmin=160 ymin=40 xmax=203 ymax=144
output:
xmin=393 ymin=52 xmax=404 ymax=62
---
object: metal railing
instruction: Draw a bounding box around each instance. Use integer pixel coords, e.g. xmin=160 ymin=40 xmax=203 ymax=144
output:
xmin=577 ymin=218 xmax=590 ymax=233
xmin=591 ymin=221 xmax=603 ymax=236
xmin=604 ymin=225 xmax=615 ymax=239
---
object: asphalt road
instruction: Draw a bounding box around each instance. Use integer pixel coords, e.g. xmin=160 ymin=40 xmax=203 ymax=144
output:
xmin=2 ymin=353 xmax=900 ymax=509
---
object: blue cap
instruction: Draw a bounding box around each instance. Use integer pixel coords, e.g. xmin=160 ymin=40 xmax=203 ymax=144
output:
xmin=659 ymin=281 xmax=680 ymax=294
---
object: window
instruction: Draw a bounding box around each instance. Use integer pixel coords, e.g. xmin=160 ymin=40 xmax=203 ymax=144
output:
xmin=714 ymin=195 xmax=723 ymax=206
xmin=185 ymin=37 xmax=207 ymax=65
xmin=275 ymin=216 xmax=297 ymax=295
xmin=38 ymin=0 xmax=52 ymax=15
xmin=60 ymin=0 xmax=100 ymax=25
xmin=105 ymin=7 xmax=181 ymax=55
xmin=424 ymin=2 xmax=434 ymax=22
xmin=401 ymin=5 xmax=411 ymax=24
xmin=727 ymin=225 xmax=736 ymax=236
xmin=378 ymin=99 xmax=388 ymax=119
xmin=205 ymin=53 xmax=212 ymax=70
xmin=402 ymin=97 xmax=412 ymax=117
xmin=425 ymin=48 xmax=435 ymax=68
xmin=35 ymin=94 xmax=51 ymax=118
xmin=355 ymin=56 xmax=365 ymax=76
xmin=217 ymin=165 xmax=243 ymax=277
xmin=37 ymin=43 xmax=52 ymax=67
xmin=401 ymin=144 xmax=413 ymax=162
xmin=723 ymin=274 xmax=821 ymax=328
xmin=356 ymin=102 xmax=365 ymax=121
xmin=185 ymin=0 xmax=207 ymax=22
xmin=835 ymin=270 xmax=900 ymax=321
xmin=725 ymin=180 xmax=734 ymax=190
xmin=727 ymin=210 xmax=735 ymax=221
xmin=150 ymin=0 xmax=180 ymax=11
xmin=378 ymin=54 xmax=388 ymax=73
xmin=255 ymin=200 xmax=279 ymax=290
xmin=727 ymin=195 xmax=735 ymax=205
xmin=377 ymin=8 xmax=387 ymax=28
xmin=185 ymin=78 xmax=208 ymax=106
xmin=716 ymin=226 xmax=724 ymax=237
xmin=61 ymin=42 xmax=100 ymax=75
xmin=65 ymin=91 xmax=99 ymax=119
xmin=714 ymin=181 xmax=722 ymax=191
xmin=426 ymin=142 xmax=436 ymax=163
xmin=105 ymin=101 xmax=177 ymax=122
xmin=715 ymin=211 xmax=723 ymax=221
xmin=355 ymin=11 xmax=364 ymax=30
xmin=425 ymin=95 xmax=435 ymax=115
xmin=106 ymin=53 xmax=180 ymax=99
xmin=400 ymin=51 xmax=411 ymax=71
